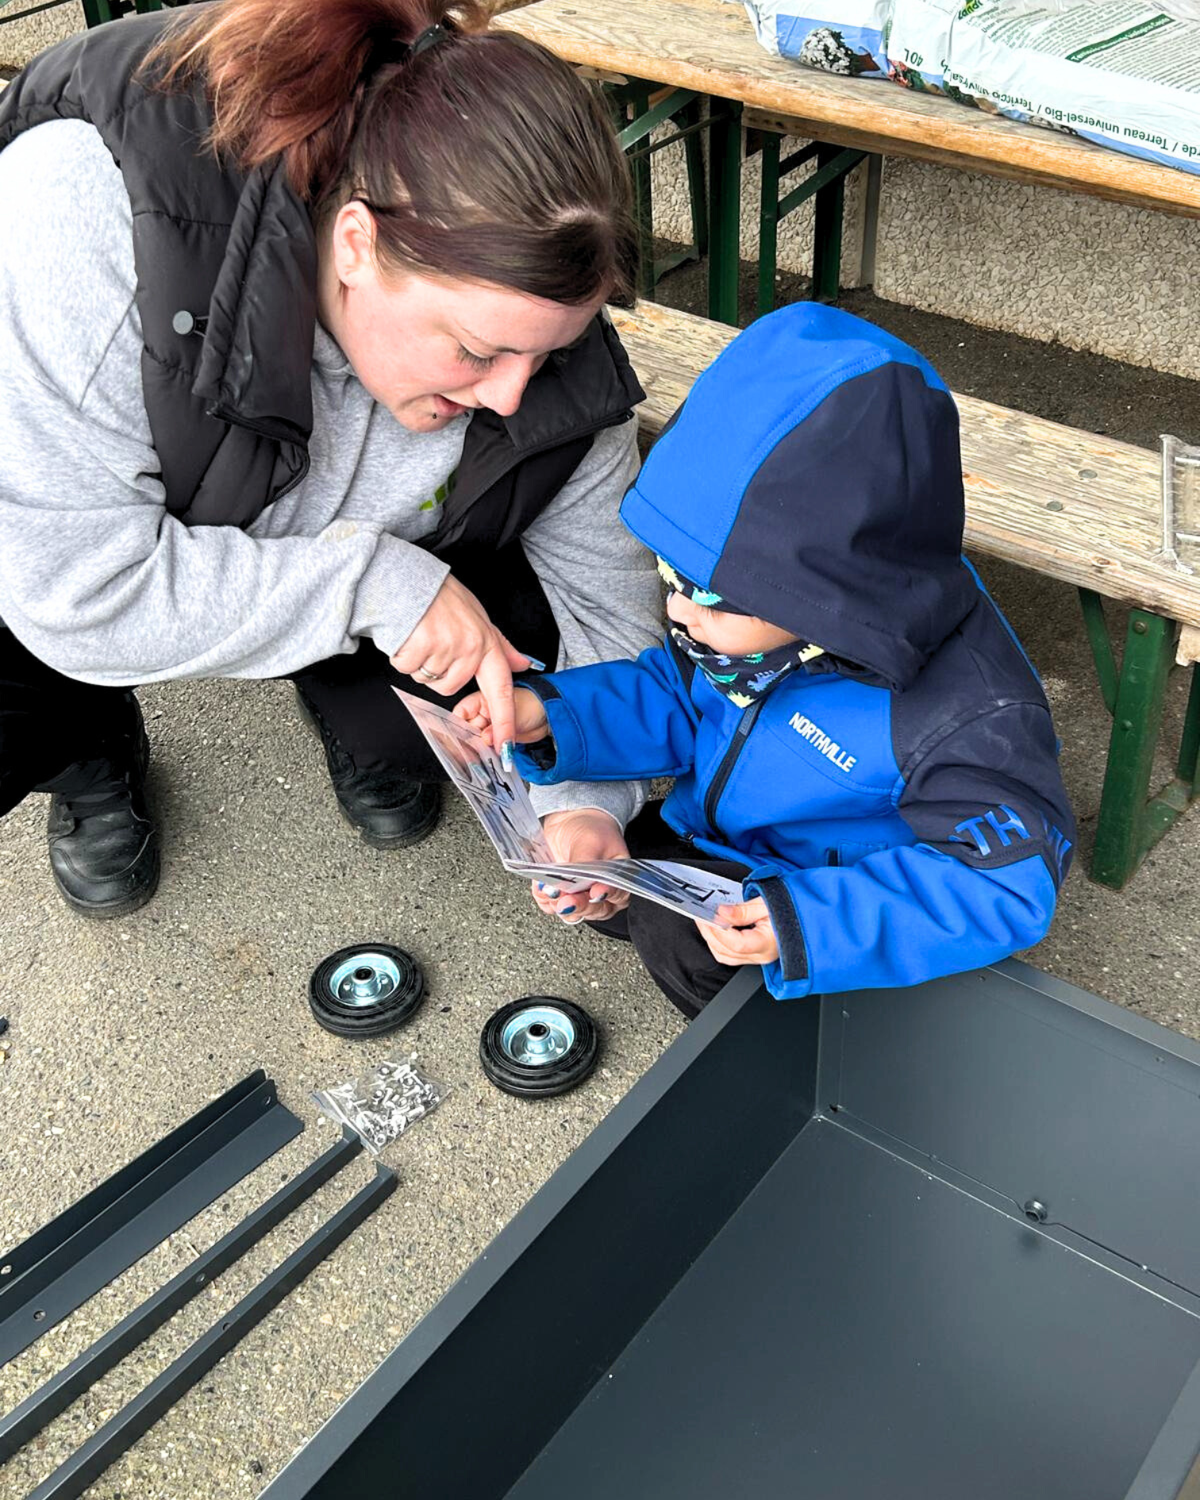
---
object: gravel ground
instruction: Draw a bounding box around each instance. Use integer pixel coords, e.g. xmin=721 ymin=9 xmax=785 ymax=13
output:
xmin=1 ymin=256 xmax=1198 ymax=1498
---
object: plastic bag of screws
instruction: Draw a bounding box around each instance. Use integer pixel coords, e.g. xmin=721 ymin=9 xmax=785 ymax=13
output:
xmin=311 ymin=1055 xmax=445 ymax=1155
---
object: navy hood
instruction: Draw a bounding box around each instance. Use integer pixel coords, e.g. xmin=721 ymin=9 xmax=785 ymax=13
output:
xmin=620 ymin=303 xmax=978 ymax=691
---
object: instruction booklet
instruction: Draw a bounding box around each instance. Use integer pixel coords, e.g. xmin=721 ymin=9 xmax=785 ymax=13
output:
xmin=394 ymin=690 xmax=742 ymax=927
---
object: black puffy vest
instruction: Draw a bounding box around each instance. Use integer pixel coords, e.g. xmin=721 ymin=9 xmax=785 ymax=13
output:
xmin=0 ymin=13 xmax=644 ymax=554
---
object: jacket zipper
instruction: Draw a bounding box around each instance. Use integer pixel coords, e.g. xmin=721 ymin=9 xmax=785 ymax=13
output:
xmin=703 ymin=698 xmax=765 ymax=837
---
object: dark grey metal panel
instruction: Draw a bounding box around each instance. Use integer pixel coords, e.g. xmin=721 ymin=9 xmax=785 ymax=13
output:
xmin=0 ymin=1071 xmax=302 ymax=1366
xmin=1126 ymin=1357 xmax=1200 ymax=1500
xmin=509 ymin=1119 xmax=1200 ymax=1500
xmin=262 ymin=969 xmax=819 ymax=1500
xmin=821 ymin=961 xmax=1200 ymax=1294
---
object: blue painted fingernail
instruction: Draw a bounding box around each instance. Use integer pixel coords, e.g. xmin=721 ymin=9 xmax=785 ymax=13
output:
xmin=588 ymin=891 xmax=607 ymax=903
xmin=538 ymin=884 xmax=561 ymax=898
xmin=559 ymin=904 xmax=577 ymax=915
xmin=523 ymin=656 xmax=547 ymax=672
xmin=501 ymin=741 xmax=514 ymax=772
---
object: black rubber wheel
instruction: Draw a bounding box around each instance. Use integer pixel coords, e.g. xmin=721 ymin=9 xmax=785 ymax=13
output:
xmin=308 ymin=943 xmax=425 ymax=1038
xmin=479 ymin=997 xmax=600 ymax=1098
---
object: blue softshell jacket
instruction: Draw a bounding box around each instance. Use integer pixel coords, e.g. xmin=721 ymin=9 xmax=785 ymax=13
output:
xmin=516 ymin=304 xmax=1076 ymax=1000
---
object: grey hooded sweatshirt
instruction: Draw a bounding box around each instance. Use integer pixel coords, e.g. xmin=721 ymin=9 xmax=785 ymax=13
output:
xmin=0 ymin=118 xmax=662 ymax=826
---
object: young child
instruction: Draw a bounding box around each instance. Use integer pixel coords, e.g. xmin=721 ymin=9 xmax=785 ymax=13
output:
xmin=456 ymin=303 xmax=1076 ymax=1018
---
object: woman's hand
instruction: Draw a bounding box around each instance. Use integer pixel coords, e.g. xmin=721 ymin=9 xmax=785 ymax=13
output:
xmin=697 ymin=898 xmax=779 ymax=967
xmin=535 ymin=808 xmax=631 ymax=925
xmin=390 ymin=574 xmax=536 ymax=755
xmin=455 ymin=686 xmax=549 ymax=752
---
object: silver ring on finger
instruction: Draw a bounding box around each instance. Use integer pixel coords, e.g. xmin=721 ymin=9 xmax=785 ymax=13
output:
xmin=417 ymin=664 xmax=445 ymax=682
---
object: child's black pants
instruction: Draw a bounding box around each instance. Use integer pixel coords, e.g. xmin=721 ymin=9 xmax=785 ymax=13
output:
xmin=590 ymin=802 xmax=750 ymax=1020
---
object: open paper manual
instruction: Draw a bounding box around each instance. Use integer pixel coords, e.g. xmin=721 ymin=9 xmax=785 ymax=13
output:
xmin=394 ymin=690 xmax=742 ymax=927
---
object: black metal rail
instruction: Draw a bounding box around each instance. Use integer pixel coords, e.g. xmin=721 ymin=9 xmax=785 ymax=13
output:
xmin=0 ymin=1070 xmax=302 ymax=1367
xmin=28 ymin=1162 xmax=397 ymax=1500
xmin=0 ymin=1131 xmax=361 ymax=1461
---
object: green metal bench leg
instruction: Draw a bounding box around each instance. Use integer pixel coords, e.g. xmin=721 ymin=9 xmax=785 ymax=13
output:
xmin=1180 ymin=664 xmax=1200 ymax=797
xmin=610 ymin=85 xmax=710 ymax=300
xmin=79 ymin=0 xmax=160 ymax=25
xmin=757 ymin=141 xmax=864 ymax=315
xmin=812 ymin=142 xmax=847 ymax=304
xmin=757 ymin=133 xmax=781 ymax=319
xmin=706 ymin=101 xmax=743 ymax=326
xmin=1090 ymin=608 xmax=1184 ymax=890
xmin=626 ymin=86 xmax=657 ymax=301
xmin=648 ymin=97 xmax=709 ymax=286
xmin=1078 ymin=587 xmax=1119 ymax=713
xmin=682 ymin=97 xmax=709 ymax=264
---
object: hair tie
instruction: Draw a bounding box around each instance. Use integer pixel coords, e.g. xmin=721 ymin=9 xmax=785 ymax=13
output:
xmin=366 ymin=34 xmax=412 ymax=76
xmin=411 ymin=21 xmax=452 ymax=56
xmin=365 ymin=21 xmax=451 ymax=81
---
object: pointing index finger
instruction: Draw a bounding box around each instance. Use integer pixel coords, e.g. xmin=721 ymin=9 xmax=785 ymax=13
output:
xmin=475 ymin=641 xmax=516 ymax=768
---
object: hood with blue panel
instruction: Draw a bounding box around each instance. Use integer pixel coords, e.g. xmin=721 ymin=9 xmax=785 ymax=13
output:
xmin=619 ymin=302 xmax=980 ymax=692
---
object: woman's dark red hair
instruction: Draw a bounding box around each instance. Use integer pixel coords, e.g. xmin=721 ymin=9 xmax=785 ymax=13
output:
xmin=147 ymin=0 xmax=638 ymax=305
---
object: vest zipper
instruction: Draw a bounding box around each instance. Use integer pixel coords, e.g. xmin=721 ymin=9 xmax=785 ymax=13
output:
xmin=436 ymin=410 xmax=633 ymax=537
xmin=703 ymin=698 xmax=765 ymax=837
xmin=271 ymin=452 xmax=310 ymax=504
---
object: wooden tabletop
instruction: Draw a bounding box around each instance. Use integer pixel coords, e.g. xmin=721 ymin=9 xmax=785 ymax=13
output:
xmin=496 ymin=0 xmax=1200 ymax=219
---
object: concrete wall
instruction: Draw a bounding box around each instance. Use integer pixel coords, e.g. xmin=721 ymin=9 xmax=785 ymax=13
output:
xmin=0 ymin=1 xmax=84 ymax=71
xmin=648 ymin=119 xmax=874 ymax=289
xmin=873 ymin=158 xmax=1200 ymax=383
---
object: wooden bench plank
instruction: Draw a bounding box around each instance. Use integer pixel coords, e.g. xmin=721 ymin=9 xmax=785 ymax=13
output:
xmin=609 ymin=301 xmax=1200 ymax=636
xmin=497 ymin=0 xmax=1200 ymax=220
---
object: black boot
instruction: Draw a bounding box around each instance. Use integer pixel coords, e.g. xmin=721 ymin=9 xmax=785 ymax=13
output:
xmin=42 ymin=707 xmax=160 ymax=918
xmin=295 ymin=689 xmax=440 ymax=849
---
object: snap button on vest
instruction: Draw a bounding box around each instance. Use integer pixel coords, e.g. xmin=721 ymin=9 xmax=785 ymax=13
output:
xmin=171 ymin=310 xmax=207 ymax=336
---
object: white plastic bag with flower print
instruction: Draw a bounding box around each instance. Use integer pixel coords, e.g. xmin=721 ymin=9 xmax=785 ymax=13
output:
xmin=739 ymin=0 xmax=895 ymax=76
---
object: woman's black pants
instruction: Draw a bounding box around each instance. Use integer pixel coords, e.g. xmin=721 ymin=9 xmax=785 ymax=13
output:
xmin=0 ymin=540 xmax=559 ymax=816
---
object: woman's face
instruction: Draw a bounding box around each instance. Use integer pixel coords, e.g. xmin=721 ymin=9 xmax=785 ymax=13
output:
xmin=320 ymin=202 xmax=604 ymax=433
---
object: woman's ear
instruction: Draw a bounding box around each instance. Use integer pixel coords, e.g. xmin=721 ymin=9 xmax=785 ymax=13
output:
xmin=328 ymin=201 xmax=378 ymax=290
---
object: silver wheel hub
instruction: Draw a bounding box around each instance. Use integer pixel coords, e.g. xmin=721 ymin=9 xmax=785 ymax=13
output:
xmin=499 ymin=1006 xmax=576 ymax=1066
xmin=329 ymin=953 xmax=401 ymax=1007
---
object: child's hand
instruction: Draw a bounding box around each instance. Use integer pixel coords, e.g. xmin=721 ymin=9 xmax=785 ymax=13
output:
xmin=697 ymin=898 xmax=779 ymax=967
xmin=455 ymin=686 xmax=549 ymax=756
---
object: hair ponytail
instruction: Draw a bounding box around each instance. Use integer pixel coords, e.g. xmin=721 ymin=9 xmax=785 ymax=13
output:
xmin=146 ymin=0 xmax=484 ymax=195
xmin=146 ymin=0 xmax=638 ymax=306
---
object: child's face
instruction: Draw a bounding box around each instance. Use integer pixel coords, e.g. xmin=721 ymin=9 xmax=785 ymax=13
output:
xmin=666 ymin=590 xmax=798 ymax=656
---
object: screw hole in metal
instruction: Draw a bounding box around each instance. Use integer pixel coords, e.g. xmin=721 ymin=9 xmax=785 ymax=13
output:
xmin=32 ymin=1309 xmax=45 ymax=1321
xmin=0 ymin=1264 xmax=10 ymax=1276
xmin=1023 ymin=1199 xmax=1048 ymax=1223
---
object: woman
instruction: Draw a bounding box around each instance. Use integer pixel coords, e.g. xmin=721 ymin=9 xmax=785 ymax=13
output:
xmin=0 ymin=0 xmax=659 ymax=919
